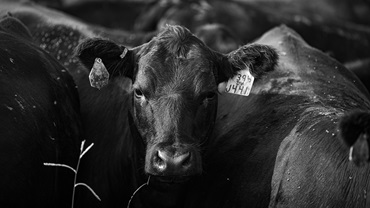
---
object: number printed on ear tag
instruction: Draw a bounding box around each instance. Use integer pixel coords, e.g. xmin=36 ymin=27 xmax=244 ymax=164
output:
xmin=225 ymin=68 xmax=254 ymax=96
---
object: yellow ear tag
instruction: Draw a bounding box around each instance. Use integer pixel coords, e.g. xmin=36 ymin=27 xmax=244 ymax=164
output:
xmin=89 ymin=58 xmax=109 ymax=90
xmin=225 ymin=68 xmax=254 ymax=96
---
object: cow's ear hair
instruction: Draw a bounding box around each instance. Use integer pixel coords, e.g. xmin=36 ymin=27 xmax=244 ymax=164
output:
xmin=218 ymin=44 xmax=278 ymax=84
xmin=75 ymin=38 xmax=135 ymax=87
xmin=338 ymin=110 xmax=370 ymax=147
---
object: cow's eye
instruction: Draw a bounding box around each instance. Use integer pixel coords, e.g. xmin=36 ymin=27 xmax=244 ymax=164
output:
xmin=134 ymin=88 xmax=144 ymax=98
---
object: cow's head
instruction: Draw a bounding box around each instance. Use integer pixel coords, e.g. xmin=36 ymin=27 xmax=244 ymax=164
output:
xmin=76 ymin=25 xmax=277 ymax=179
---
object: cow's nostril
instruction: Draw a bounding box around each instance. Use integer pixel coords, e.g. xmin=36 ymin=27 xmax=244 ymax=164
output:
xmin=156 ymin=150 xmax=191 ymax=168
xmin=157 ymin=149 xmax=168 ymax=162
xmin=149 ymin=149 xmax=201 ymax=176
xmin=154 ymin=151 xmax=167 ymax=171
xmin=176 ymin=152 xmax=190 ymax=167
xmin=156 ymin=162 xmax=166 ymax=171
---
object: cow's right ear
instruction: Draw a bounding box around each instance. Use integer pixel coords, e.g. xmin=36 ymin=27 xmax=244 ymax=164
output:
xmin=217 ymin=43 xmax=278 ymax=93
xmin=75 ymin=38 xmax=135 ymax=89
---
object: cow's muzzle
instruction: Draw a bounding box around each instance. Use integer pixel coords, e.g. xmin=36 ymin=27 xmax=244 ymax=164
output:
xmin=145 ymin=145 xmax=202 ymax=177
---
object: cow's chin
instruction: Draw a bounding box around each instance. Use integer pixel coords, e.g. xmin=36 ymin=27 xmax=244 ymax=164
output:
xmin=150 ymin=175 xmax=195 ymax=186
xmin=152 ymin=175 xmax=193 ymax=184
xmin=139 ymin=175 xmax=197 ymax=208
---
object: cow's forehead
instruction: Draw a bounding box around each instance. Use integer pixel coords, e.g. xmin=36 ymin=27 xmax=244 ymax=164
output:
xmin=134 ymin=26 xmax=218 ymax=95
xmin=138 ymin=43 xmax=213 ymax=73
xmin=136 ymin=51 xmax=216 ymax=96
xmin=138 ymin=26 xmax=215 ymax=70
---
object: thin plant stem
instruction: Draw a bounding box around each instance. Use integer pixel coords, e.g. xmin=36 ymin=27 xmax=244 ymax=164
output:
xmin=44 ymin=140 xmax=99 ymax=208
xmin=43 ymin=163 xmax=76 ymax=174
xmin=127 ymin=175 xmax=151 ymax=208
xmin=71 ymin=142 xmax=95 ymax=208
xmin=75 ymin=183 xmax=101 ymax=201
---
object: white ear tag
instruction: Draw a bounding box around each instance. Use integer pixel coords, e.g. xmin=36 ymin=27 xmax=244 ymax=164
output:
xmin=225 ymin=68 xmax=254 ymax=96
xmin=89 ymin=58 xmax=109 ymax=90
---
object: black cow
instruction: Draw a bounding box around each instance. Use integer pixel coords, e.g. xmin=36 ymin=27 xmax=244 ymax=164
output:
xmin=0 ymin=16 xmax=81 ymax=207
xmin=0 ymin=0 xmax=154 ymax=80
xmin=73 ymin=25 xmax=278 ymax=207
xmin=179 ymin=25 xmax=370 ymax=208
xmin=135 ymin=0 xmax=370 ymax=64
xmin=135 ymin=0 xmax=370 ymax=31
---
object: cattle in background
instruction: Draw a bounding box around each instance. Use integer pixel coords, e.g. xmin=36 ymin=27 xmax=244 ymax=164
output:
xmin=137 ymin=0 xmax=271 ymax=45
xmin=134 ymin=0 xmax=370 ymax=64
xmin=338 ymin=111 xmax=370 ymax=166
xmin=73 ymin=25 xmax=278 ymax=207
xmin=0 ymin=0 xmax=155 ymax=82
xmin=253 ymin=0 xmax=370 ymax=27
xmin=0 ymin=16 xmax=81 ymax=207
xmin=135 ymin=0 xmax=370 ymax=93
xmin=194 ymin=23 xmax=241 ymax=54
xmin=176 ymin=25 xmax=370 ymax=207
xmin=134 ymin=0 xmax=204 ymax=32
xmin=344 ymin=59 xmax=370 ymax=92
xmin=60 ymin=1 xmax=150 ymax=31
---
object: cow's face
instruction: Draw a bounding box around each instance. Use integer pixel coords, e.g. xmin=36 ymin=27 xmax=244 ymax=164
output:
xmin=132 ymin=29 xmax=219 ymax=177
xmin=76 ymin=25 xmax=278 ymax=179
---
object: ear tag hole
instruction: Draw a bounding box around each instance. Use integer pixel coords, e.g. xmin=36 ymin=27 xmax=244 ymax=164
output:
xmin=89 ymin=58 xmax=109 ymax=90
xmin=223 ymin=67 xmax=255 ymax=96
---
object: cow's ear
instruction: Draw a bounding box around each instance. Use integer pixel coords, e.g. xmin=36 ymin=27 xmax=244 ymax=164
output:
xmin=75 ymin=38 xmax=135 ymax=89
xmin=338 ymin=110 xmax=370 ymax=166
xmin=217 ymin=44 xmax=278 ymax=92
xmin=338 ymin=110 xmax=370 ymax=147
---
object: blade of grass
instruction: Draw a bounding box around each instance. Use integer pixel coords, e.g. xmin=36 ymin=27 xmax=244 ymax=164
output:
xmin=75 ymin=183 xmax=101 ymax=201
xmin=43 ymin=163 xmax=76 ymax=174
xmin=127 ymin=175 xmax=151 ymax=208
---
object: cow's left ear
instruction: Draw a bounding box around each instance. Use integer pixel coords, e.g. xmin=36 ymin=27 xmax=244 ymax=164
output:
xmin=75 ymin=38 xmax=136 ymax=89
xmin=217 ymin=44 xmax=278 ymax=92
